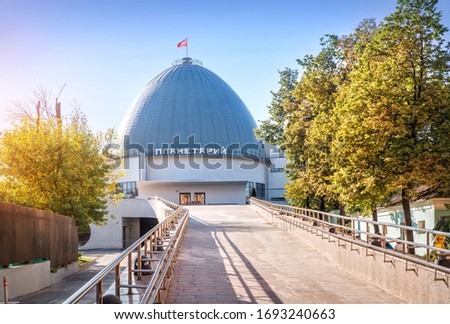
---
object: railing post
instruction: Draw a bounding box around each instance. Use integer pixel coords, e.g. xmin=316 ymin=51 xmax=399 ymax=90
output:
xmin=351 ymin=220 xmax=355 ymax=240
xmin=128 ymin=253 xmax=132 ymax=295
xmin=382 ymin=224 xmax=387 ymax=248
xmin=402 ymin=228 xmax=407 ymax=254
xmin=3 ymin=276 xmax=8 ymax=304
xmin=366 ymin=222 xmax=370 ymax=244
xmin=426 ymin=232 xmax=431 ymax=262
xmin=96 ymin=280 xmax=103 ymax=304
xmin=115 ymin=263 xmax=121 ymax=297
xmin=137 ymin=245 xmax=142 ymax=281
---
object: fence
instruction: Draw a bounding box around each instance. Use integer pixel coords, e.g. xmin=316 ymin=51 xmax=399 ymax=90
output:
xmin=64 ymin=197 xmax=189 ymax=304
xmin=0 ymin=202 xmax=78 ymax=269
xmin=250 ymin=197 xmax=450 ymax=273
xmin=250 ymin=197 xmax=450 ymax=303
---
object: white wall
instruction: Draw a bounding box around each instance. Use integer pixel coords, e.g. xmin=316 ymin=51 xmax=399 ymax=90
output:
xmin=120 ymin=155 xmax=290 ymax=203
xmin=120 ymin=155 xmax=142 ymax=182
xmin=144 ymin=156 xmax=266 ymax=184
xmin=139 ymin=182 xmax=247 ymax=205
xmin=148 ymin=197 xmax=175 ymax=223
xmin=81 ymin=199 xmax=157 ymax=250
xmin=267 ymin=157 xmax=287 ymax=200
xmin=0 ymin=261 xmax=78 ymax=301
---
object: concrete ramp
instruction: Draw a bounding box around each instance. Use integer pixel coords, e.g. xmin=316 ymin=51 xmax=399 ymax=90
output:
xmin=166 ymin=205 xmax=403 ymax=304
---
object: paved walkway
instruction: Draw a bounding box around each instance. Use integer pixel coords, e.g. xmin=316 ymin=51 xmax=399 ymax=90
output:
xmin=12 ymin=250 xmax=122 ymax=304
xmin=166 ymin=205 xmax=404 ymax=304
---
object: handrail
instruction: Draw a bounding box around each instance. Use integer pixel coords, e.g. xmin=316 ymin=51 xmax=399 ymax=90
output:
xmin=63 ymin=198 xmax=189 ymax=304
xmin=139 ymin=209 xmax=189 ymax=304
xmin=250 ymin=197 xmax=450 ymax=274
xmin=271 ymin=202 xmax=450 ymax=236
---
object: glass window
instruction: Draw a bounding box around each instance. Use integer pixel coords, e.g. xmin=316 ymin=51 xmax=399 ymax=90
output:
xmin=270 ymin=168 xmax=284 ymax=173
xmin=255 ymin=182 xmax=266 ymax=199
xmin=116 ymin=182 xmax=138 ymax=198
xmin=246 ymin=182 xmax=256 ymax=197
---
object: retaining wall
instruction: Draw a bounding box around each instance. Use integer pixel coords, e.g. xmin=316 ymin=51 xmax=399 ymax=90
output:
xmin=0 ymin=261 xmax=78 ymax=302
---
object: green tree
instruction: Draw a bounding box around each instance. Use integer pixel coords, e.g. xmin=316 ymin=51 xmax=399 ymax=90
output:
xmin=332 ymin=22 xmax=390 ymax=230
xmin=334 ymin=0 xmax=450 ymax=252
xmin=282 ymin=35 xmax=342 ymax=211
xmin=285 ymin=21 xmax=378 ymax=211
xmin=255 ymin=67 xmax=298 ymax=149
xmin=0 ymin=99 xmax=121 ymax=233
xmin=333 ymin=73 xmax=393 ymax=232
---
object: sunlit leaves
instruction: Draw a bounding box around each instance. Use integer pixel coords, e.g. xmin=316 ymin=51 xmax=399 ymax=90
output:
xmin=0 ymin=108 xmax=122 ymax=233
xmin=261 ymin=1 xmax=450 ymax=220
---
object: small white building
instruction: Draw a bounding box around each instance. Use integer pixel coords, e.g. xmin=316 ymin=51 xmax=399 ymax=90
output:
xmin=376 ymin=198 xmax=450 ymax=255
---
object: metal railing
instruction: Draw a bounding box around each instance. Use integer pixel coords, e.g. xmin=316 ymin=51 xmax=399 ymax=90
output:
xmin=250 ymin=198 xmax=450 ymax=276
xmin=63 ymin=198 xmax=189 ymax=304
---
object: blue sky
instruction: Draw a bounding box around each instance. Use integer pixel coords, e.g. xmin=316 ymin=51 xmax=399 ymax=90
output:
xmin=1 ymin=0 xmax=450 ymax=133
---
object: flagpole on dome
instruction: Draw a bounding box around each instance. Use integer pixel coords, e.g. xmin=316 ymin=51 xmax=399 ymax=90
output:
xmin=177 ymin=37 xmax=189 ymax=60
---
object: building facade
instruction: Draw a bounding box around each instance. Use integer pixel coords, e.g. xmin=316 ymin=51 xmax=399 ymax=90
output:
xmin=82 ymin=57 xmax=288 ymax=249
xmin=117 ymin=57 xmax=286 ymax=205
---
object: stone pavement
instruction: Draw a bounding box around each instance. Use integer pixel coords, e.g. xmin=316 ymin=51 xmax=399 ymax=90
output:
xmin=165 ymin=205 xmax=404 ymax=304
xmin=12 ymin=250 xmax=122 ymax=304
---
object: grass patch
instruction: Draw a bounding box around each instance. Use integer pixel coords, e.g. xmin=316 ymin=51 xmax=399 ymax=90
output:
xmin=77 ymin=251 xmax=93 ymax=265
xmin=78 ymin=256 xmax=93 ymax=265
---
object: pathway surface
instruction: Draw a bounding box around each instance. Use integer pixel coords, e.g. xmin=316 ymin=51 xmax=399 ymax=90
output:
xmin=165 ymin=205 xmax=404 ymax=304
xmin=12 ymin=250 xmax=122 ymax=304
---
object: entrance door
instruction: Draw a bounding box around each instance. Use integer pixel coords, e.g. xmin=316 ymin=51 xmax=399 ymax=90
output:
xmin=179 ymin=193 xmax=191 ymax=205
xmin=193 ymin=192 xmax=205 ymax=205
xmin=123 ymin=225 xmax=132 ymax=248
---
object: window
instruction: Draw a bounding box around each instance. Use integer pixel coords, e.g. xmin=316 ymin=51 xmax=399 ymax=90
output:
xmin=255 ymin=183 xmax=265 ymax=199
xmin=117 ymin=182 xmax=138 ymax=198
xmin=418 ymin=220 xmax=426 ymax=229
xmin=418 ymin=220 xmax=426 ymax=234
xmin=246 ymin=182 xmax=256 ymax=197
xmin=270 ymin=148 xmax=285 ymax=158
xmin=246 ymin=182 xmax=265 ymax=199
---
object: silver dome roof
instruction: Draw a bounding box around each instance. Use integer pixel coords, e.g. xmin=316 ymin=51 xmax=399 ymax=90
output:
xmin=119 ymin=58 xmax=263 ymax=159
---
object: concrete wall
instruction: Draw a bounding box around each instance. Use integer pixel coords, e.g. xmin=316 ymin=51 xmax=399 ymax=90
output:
xmin=121 ymin=156 xmax=267 ymax=183
xmin=81 ymin=199 xmax=158 ymax=250
xmin=148 ymin=197 xmax=175 ymax=223
xmin=121 ymin=155 xmax=142 ymax=182
xmin=0 ymin=261 xmax=78 ymax=302
xmin=119 ymin=155 xmax=289 ymax=204
xmin=139 ymin=182 xmax=247 ymax=205
xmin=252 ymin=204 xmax=450 ymax=304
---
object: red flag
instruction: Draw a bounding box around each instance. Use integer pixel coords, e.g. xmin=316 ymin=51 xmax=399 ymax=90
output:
xmin=177 ymin=38 xmax=188 ymax=48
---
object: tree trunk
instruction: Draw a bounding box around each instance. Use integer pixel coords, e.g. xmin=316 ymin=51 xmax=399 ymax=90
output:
xmin=339 ymin=202 xmax=346 ymax=226
xmin=319 ymin=196 xmax=326 ymax=212
xmin=372 ymin=207 xmax=380 ymax=234
xmin=305 ymin=196 xmax=311 ymax=209
xmin=401 ymin=188 xmax=415 ymax=254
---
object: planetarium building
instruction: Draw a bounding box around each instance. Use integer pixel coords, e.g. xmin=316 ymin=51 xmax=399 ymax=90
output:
xmin=82 ymin=57 xmax=286 ymax=249
xmin=117 ymin=57 xmax=286 ymax=205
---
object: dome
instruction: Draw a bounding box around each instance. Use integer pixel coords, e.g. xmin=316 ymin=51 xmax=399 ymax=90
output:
xmin=119 ymin=57 xmax=263 ymax=159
